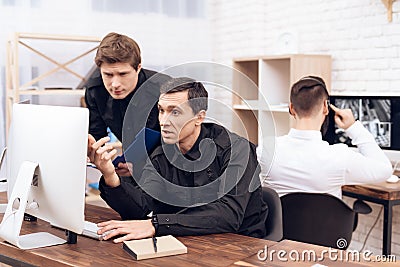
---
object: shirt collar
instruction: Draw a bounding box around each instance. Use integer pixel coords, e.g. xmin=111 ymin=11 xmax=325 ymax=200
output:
xmin=159 ymin=125 xmax=206 ymax=163
xmin=184 ymin=124 xmax=208 ymax=160
xmin=288 ymin=128 xmax=322 ymax=140
xmin=163 ymin=123 xmax=232 ymax=161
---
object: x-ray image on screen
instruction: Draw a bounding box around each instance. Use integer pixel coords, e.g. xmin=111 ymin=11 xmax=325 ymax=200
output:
xmin=333 ymin=99 xmax=391 ymax=147
xmin=324 ymin=96 xmax=400 ymax=151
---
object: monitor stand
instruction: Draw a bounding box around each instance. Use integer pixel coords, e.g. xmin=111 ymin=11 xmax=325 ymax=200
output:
xmin=0 ymin=161 xmax=66 ymax=249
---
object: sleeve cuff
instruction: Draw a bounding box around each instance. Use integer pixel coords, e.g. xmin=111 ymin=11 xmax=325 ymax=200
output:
xmin=344 ymin=120 xmax=362 ymax=136
xmin=345 ymin=121 xmax=375 ymax=145
xmin=157 ymin=214 xmax=178 ymax=225
xmin=99 ymin=176 xmax=124 ymax=194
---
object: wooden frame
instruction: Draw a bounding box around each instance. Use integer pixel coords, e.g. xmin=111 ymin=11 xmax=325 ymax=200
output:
xmin=5 ymin=32 xmax=101 ymax=136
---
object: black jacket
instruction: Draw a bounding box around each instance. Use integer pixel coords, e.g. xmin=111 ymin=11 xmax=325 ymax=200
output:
xmin=84 ymin=68 xmax=163 ymax=141
xmin=99 ymin=123 xmax=268 ymax=238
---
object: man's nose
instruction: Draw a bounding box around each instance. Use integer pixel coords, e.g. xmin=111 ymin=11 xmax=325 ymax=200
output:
xmin=159 ymin=113 xmax=170 ymax=126
xmin=111 ymin=77 xmax=121 ymax=88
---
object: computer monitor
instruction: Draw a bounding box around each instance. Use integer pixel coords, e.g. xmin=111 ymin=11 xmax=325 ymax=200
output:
xmin=323 ymin=95 xmax=400 ymax=163
xmin=0 ymin=103 xmax=88 ymax=249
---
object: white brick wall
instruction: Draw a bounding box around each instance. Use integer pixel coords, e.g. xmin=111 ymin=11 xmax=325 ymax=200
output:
xmin=211 ymin=0 xmax=400 ymax=93
xmin=210 ymin=0 xmax=400 ymax=258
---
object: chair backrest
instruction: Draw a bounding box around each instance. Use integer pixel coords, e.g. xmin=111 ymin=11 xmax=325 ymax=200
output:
xmin=281 ymin=192 xmax=355 ymax=249
xmin=262 ymin=187 xmax=283 ymax=241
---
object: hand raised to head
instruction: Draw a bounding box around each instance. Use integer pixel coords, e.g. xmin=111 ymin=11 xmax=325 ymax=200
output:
xmin=330 ymin=104 xmax=356 ymax=130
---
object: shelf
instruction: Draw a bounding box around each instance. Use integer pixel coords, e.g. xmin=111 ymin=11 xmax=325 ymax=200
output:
xmin=233 ymin=104 xmax=258 ymax=110
xmin=18 ymin=89 xmax=85 ymax=96
xmin=232 ymin=54 xmax=332 ymax=144
xmin=232 ymin=109 xmax=258 ymax=144
xmin=268 ymin=105 xmax=289 ymax=113
xmin=232 ymin=56 xmax=263 ymax=62
xmin=233 ymin=104 xmax=289 ymax=113
xmin=233 ymin=99 xmax=260 ymax=110
xmin=17 ymin=32 xmax=101 ymax=42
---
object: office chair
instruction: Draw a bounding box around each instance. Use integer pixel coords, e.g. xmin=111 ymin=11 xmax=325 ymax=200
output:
xmin=262 ymin=187 xmax=283 ymax=241
xmin=281 ymin=192 xmax=371 ymax=249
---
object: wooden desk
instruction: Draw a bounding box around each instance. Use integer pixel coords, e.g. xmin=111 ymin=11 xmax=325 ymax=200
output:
xmin=0 ymin=197 xmax=277 ymax=266
xmin=234 ymin=239 xmax=398 ymax=267
xmin=342 ymin=180 xmax=400 ymax=256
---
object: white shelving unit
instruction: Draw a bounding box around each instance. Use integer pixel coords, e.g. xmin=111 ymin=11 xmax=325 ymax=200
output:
xmin=232 ymin=54 xmax=332 ymax=145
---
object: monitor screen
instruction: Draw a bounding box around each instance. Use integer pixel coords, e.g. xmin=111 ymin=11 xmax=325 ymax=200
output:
xmin=6 ymin=104 xmax=88 ymax=235
xmin=323 ymin=95 xmax=400 ymax=151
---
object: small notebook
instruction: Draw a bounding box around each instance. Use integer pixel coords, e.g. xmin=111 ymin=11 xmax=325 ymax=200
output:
xmin=123 ymin=235 xmax=187 ymax=260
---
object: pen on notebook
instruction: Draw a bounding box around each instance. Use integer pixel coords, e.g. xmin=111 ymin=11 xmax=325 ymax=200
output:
xmin=152 ymin=236 xmax=158 ymax=253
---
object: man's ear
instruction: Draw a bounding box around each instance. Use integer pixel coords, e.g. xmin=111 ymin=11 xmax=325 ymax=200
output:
xmin=289 ymin=103 xmax=295 ymax=117
xmin=136 ymin=63 xmax=142 ymax=72
xmin=195 ymin=110 xmax=206 ymax=126
xmin=322 ymin=100 xmax=329 ymax=115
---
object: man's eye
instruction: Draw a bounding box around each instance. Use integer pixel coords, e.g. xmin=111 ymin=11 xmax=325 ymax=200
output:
xmin=172 ymin=110 xmax=180 ymax=116
xmin=104 ymin=73 xmax=112 ymax=77
xmin=159 ymin=109 xmax=164 ymax=114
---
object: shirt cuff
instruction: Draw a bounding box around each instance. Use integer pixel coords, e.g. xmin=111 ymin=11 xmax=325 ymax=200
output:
xmin=345 ymin=121 xmax=374 ymax=145
xmin=157 ymin=214 xmax=178 ymax=225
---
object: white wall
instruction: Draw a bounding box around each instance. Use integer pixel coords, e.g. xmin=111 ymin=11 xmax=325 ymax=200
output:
xmin=212 ymin=0 xmax=400 ymax=92
xmin=210 ymin=0 xmax=400 ymax=257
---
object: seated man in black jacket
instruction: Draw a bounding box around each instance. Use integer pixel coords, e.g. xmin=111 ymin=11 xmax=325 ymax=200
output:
xmin=88 ymin=77 xmax=268 ymax=243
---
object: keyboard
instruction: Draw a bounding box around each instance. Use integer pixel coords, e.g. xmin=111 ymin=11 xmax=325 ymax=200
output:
xmin=82 ymin=221 xmax=103 ymax=240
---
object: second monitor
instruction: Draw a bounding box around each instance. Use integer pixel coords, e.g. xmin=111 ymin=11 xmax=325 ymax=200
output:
xmin=323 ymin=95 xmax=400 ymax=162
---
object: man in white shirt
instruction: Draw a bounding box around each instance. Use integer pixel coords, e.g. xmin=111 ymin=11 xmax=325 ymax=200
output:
xmin=257 ymin=76 xmax=392 ymax=198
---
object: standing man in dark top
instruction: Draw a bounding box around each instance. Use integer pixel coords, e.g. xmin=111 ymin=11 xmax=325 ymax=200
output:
xmin=85 ymin=32 xmax=165 ymax=175
xmin=85 ymin=32 xmax=160 ymax=141
xmin=88 ymin=77 xmax=268 ymax=242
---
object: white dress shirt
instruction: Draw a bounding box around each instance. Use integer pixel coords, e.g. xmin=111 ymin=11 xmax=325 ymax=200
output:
xmin=257 ymin=121 xmax=392 ymax=199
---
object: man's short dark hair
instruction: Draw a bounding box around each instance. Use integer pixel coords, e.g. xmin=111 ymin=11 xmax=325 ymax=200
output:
xmin=95 ymin=32 xmax=141 ymax=71
xmin=160 ymin=77 xmax=208 ymax=114
xmin=290 ymin=76 xmax=329 ymax=118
